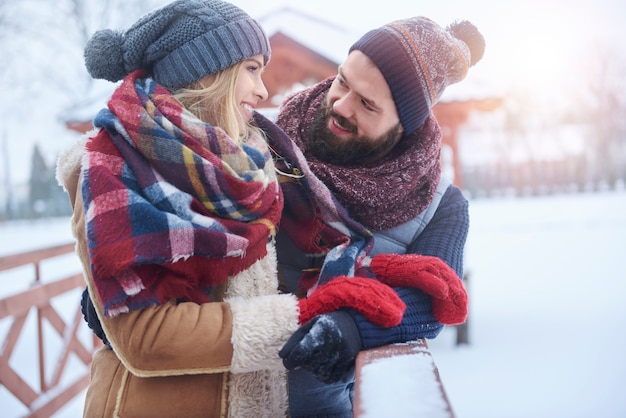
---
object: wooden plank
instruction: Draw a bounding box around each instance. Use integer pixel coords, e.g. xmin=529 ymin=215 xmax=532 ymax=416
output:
xmin=0 ymin=243 xmax=94 ymax=417
xmin=0 ymin=242 xmax=75 ymax=271
xmin=27 ymin=373 xmax=90 ymax=418
xmin=1 ymin=313 xmax=27 ymax=361
xmin=0 ymin=273 xmax=84 ymax=319
xmin=353 ymin=339 xmax=455 ymax=418
xmin=0 ymin=362 xmax=40 ymax=407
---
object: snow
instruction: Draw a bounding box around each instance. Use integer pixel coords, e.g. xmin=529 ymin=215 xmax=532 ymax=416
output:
xmin=360 ymin=351 xmax=450 ymax=418
xmin=2 ymin=191 xmax=626 ymax=417
xmin=428 ymin=191 xmax=626 ymax=418
xmin=259 ymin=8 xmax=358 ymax=65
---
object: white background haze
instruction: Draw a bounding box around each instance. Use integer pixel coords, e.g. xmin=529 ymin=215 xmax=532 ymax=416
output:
xmin=2 ymin=0 xmax=625 ymax=185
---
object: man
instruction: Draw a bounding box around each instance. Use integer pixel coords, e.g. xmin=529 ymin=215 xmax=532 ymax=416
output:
xmin=274 ymin=16 xmax=485 ymax=417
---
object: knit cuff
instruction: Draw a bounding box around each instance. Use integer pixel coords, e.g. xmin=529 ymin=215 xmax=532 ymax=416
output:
xmin=348 ymin=287 xmax=443 ymax=349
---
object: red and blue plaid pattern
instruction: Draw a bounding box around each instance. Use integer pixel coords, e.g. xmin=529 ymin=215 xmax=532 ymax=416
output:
xmin=82 ymin=71 xmax=282 ymax=317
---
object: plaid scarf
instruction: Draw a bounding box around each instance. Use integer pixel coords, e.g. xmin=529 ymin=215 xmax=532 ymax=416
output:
xmin=83 ymin=71 xmax=282 ymax=317
xmin=253 ymin=113 xmax=374 ymax=290
xmin=276 ymin=77 xmax=441 ymax=231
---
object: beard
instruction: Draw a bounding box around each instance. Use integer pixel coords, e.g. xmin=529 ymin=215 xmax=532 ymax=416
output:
xmin=307 ymin=99 xmax=402 ymax=166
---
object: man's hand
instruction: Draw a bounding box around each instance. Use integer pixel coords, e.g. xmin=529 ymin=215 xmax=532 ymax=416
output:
xmin=370 ymin=253 xmax=469 ymax=325
xmin=279 ymin=311 xmax=361 ymax=384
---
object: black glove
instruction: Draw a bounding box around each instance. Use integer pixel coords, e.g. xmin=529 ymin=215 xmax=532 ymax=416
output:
xmin=81 ymin=287 xmax=111 ymax=348
xmin=279 ymin=310 xmax=361 ymax=384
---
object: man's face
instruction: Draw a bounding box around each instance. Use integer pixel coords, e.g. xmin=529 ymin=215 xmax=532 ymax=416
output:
xmin=308 ymin=50 xmax=403 ymax=165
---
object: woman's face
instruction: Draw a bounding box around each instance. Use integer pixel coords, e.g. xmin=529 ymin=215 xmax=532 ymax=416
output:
xmin=235 ymin=55 xmax=268 ymax=128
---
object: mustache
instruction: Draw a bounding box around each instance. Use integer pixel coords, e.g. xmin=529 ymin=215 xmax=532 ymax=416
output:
xmin=323 ymin=101 xmax=357 ymax=134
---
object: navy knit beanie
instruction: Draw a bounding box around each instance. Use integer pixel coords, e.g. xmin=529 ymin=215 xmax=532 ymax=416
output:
xmin=84 ymin=0 xmax=270 ymax=90
xmin=350 ymin=17 xmax=485 ymax=137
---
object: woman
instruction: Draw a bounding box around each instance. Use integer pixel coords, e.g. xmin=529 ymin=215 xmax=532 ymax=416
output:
xmin=57 ymin=1 xmax=405 ymax=416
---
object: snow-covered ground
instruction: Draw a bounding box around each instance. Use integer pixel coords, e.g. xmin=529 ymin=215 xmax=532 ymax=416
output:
xmin=429 ymin=190 xmax=626 ymax=418
xmin=1 ymin=191 xmax=625 ymax=417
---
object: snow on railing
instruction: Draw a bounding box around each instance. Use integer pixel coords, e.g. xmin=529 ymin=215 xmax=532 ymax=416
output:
xmin=353 ymin=339 xmax=455 ymax=418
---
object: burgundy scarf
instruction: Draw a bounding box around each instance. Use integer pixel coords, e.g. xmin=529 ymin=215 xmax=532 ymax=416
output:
xmin=276 ymin=77 xmax=442 ymax=231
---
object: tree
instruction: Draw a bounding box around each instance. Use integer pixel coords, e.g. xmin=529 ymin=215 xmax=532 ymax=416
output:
xmin=0 ymin=0 xmax=169 ymax=219
xmin=28 ymin=144 xmax=52 ymax=216
xmin=581 ymin=42 xmax=626 ymax=187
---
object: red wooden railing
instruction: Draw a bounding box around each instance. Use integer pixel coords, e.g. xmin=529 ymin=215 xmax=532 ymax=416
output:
xmin=0 ymin=243 xmax=100 ymax=418
xmin=1 ymin=243 xmax=457 ymax=417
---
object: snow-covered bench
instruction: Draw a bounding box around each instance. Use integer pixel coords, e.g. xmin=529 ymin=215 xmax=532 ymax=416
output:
xmin=353 ymin=339 xmax=455 ymax=417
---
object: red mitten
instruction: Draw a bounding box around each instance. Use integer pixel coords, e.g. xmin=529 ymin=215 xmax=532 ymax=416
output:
xmin=370 ymin=254 xmax=468 ymax=325
xmin=298 ymin=276 xmax=406 ymax=328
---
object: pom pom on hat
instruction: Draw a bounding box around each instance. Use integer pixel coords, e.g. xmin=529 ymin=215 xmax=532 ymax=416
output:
xmin=447 ymin=20 xmax=485 ymax=66
xmin=83 ymin=0 xmax=270 ymax=90
xmin=84 ymin=29 xmax=127 ymax=83
xmin=350 ymin=17 xmax=485 ymax=137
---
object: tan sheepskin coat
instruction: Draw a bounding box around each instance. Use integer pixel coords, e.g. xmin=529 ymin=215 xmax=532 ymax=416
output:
xmin=57 ymin=139 xmax=300 ymax=417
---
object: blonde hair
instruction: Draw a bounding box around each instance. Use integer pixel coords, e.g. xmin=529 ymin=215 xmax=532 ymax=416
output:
xmin=173 ymin=61 xmax=258 ymax=141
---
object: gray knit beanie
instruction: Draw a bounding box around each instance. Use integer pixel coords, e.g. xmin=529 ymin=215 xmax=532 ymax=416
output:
xmin=350 ymin=17 xmax=485 ymax=137
xmin=84 ymin=0 xmax=270 ymax=90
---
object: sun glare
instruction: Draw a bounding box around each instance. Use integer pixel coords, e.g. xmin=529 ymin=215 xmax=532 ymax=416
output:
xmin=482 ymin=1 xmax=606 ymax=111
xmin=499 ymin=14 xmax=580 ymax=101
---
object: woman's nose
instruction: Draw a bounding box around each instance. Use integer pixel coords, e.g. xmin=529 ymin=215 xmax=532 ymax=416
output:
xmin=256 ymin=79 xmax=268 ymax=102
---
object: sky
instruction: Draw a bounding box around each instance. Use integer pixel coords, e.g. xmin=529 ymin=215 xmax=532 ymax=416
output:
xmin=2 ymin=0 xmax=626 ymax=190
xmin=234 ymin=0 xmax=626 ymax=94
xmin=1 ymin=189 xmax=625 ymax=417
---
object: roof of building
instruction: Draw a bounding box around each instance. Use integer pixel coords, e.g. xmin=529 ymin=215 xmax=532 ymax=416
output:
xmin=259 ymin=7 xmax=358 ymax=65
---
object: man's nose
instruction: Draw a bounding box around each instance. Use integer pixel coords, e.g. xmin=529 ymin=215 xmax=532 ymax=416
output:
xmin=332 ymin=93 xmax=353 ymax=119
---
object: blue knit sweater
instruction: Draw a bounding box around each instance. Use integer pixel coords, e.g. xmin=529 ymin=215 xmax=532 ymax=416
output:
xmin=276 ymin=184 xmax=469 ymax=349
xmin=354 ymin=185 xmax=469 ymax=348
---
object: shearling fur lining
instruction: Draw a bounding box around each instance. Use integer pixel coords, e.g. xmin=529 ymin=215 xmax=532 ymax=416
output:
xmin=226 ymin=243 xmax=281 ymax=298
xmin=227 ymin=293 xmax=299 ymax=373
xmin=227 ymin=369 xmax=288 ymax=417
xmin=55 ymin=130 xmax=94 ymax=188
xmin=226 ymin=244 xmax=300 ymax=373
